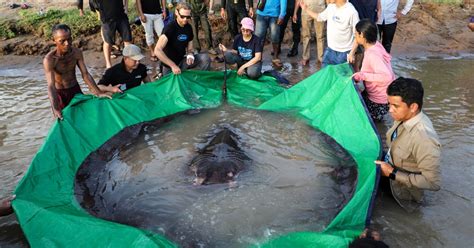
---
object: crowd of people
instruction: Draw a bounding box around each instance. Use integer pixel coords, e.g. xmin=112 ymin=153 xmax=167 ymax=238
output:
xmin=2 ymin=0 xmax=444 ymax=246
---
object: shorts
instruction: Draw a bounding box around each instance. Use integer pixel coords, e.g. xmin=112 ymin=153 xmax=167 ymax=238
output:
xmin=56 ymin=83 xmax=83 ymax=110
xmin=101 ymin=18 xmax=132 ymax=44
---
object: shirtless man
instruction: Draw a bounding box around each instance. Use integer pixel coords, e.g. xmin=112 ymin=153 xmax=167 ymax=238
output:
xmin=43 ymin=24 xmax=111 ymax=120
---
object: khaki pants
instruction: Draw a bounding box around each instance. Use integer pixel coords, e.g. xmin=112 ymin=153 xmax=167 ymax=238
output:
xmin=301 ymin=14 xmax=326 ymax=62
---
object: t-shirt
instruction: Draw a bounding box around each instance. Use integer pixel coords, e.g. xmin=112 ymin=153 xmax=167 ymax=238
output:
xmin=140 ymin=0 xmax=163 ymax=15
xmin=162 ymin=20 xmax=194 ymax=66
xmin=232 ymin=34 xmax=263 ymax=61
xmin=318 ymin=3 xmax=359 ymax=52
xmin=97 ymin=0 xmax=128 ymax=22
xmin=98 ymin=60 xmax=147 ymax=90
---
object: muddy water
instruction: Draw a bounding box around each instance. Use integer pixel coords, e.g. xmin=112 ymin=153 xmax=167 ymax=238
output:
xmin=0 ymin=56 xmax=473 ymax=247
xmin=75 ymin=105 xmax=355 ymax=247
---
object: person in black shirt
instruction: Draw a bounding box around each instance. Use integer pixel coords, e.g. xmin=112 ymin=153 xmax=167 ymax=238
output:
xmin=96 ymin=0 xmax=132 ymax=68
xmin=136 ymin=0 xmax=167 ymax=62
xmin=218 ymin=17 xmax=263 ymax=79
xmin=220 ymin=0 xmax=254 ymax=37
xmin=98 ymin=44 xmax=151 ymax=92
xmin=154 ymin=2 xmax=211 ymax=75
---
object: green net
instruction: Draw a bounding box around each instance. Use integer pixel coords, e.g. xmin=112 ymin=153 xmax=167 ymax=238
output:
xmin=13 ymin=63 xmax=380 ymax=247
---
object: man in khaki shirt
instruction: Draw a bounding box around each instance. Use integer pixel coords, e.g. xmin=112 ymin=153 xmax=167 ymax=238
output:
xmin=376 ymin=77 xmax=441 ymax=209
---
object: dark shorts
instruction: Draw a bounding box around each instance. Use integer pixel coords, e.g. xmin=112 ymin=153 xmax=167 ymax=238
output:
xmin=363 ymin=92 xmax=389 ymax=122
xmin=101 ymin=18 xmax=132 ymax=44
xmin=57 ymin=83 xmax=83 ymax=110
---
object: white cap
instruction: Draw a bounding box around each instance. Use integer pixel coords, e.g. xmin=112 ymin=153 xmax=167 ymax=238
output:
xmin=122 ymin=44 xmax=145 ymax=61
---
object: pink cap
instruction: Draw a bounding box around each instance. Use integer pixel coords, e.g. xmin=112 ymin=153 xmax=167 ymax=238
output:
xmin=240 ymin=17 xmax=254 ymax=32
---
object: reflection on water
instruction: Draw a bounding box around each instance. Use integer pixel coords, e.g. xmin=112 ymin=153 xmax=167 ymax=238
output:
xmin=75 ymin=105 xmax=356 ymax=247
xmin=0 ymin=57 xmax=473 ymax=247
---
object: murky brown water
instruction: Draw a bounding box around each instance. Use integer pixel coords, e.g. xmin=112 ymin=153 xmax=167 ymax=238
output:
xmin=0 ymin=55 xmax=473 ymax=247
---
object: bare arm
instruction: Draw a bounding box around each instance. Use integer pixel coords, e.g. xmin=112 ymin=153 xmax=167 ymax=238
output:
xmin=76 ymin=50 xmax=113 ymax=97
xmin=124 ymin=0 xmax=129 ymax=14
xmin=299 ymin=1 xmax=319 ymax=20
xmin=155 ymin=35 xmax=182 ymax=74
xmin=136 ymin=0 xmax=147 ymax=23
xmin=239 ymin=52 xmax=262 ymax=71
xmin=43 ymin=56 xmax=63 ymax=119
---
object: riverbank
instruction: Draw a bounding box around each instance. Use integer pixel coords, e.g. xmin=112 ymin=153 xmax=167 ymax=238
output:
xmin=0 ymin=2 xmax=473 ymax=59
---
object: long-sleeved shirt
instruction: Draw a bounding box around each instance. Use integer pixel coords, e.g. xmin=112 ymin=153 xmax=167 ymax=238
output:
xmin=386 ymin=111 xmax=441 ymax=203
xmin=377 ymin=0 xmax=414 ymax=25
xmin=360 ymin=41 xmax=395 ymax=104
xmin=256 ymin=0 xmax=287 ymax=19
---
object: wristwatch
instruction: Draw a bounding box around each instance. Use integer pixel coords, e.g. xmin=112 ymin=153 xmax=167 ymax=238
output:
xmin=389 ymin=167 xmax=398 ymax=180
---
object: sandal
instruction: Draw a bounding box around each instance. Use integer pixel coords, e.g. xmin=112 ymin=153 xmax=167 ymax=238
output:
xmin=150 ymin=56 xmax=159 ymax=62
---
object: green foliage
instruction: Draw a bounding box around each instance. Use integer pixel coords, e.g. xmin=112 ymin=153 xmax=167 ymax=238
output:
xmin=0 ymin=19 xmax=17 ymax=39
xmin=1 ymin=8 xmax=101 ymax=39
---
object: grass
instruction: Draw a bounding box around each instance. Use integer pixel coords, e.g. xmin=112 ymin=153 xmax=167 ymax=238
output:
xmin=0 ymin=0 xmax=468 ymax=39
xmin=0 ymin=0 xmax=139 ymax=39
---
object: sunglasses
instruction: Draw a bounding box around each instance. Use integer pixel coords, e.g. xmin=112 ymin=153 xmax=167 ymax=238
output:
xmin=177 ymin=12 xmax=192 ymax=20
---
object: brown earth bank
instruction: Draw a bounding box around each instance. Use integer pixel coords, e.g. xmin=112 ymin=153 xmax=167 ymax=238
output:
xmin=0 ymin=3 xmax=473 ymax=58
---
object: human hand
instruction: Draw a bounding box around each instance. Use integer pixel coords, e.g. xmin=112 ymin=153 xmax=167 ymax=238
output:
xmin=220 ymin=8 xmax=227 ymax=20
xmin=96 ymin=91 xmax=113 ymax=99
xmin=171 ymin=65 xmax=182 ymax=74
xmin=248 ymin=7 xmax=254 ymax=18
xmin=111 ymin=84 xmax=123 ymax=93
xmin=352 ymin=72 xmax=366 ymax=81
xmin=237 ymin=67 xmax=245 ymax=76
xmin=162 ymin=11 xmax=167 ymax=19
xmin=347 ymin=52 xmax=355 ymax=63
xmin=277 ymin=18 xmax=284 ymax=25
xmin=140 ymin=14 xmax=147 ymax=23
xmin=218 ymin=43 xmax=227 ymax=52
xmin=186 ymin=54 xmax=195 ymax=65
xmin=52 ymin=108 xmax=63 ymax=120
xmin=375 ymin=160 xmax=393 ymax=177
xmin=292 ymin=15 xmax=298 ymax=23
xmin=396 ymin=11 xmax=402 ymax=20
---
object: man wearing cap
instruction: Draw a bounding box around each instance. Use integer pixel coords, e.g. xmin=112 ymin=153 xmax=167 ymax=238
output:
xmin=218 ymin=17 xmax=263 ymax=79
xmin=98 ymin=44 xmax=151 ymax=92
xmin=154 ymin=1 xmax=211 ymax=75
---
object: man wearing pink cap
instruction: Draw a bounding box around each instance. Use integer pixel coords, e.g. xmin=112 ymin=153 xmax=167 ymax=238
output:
xmin=218 ymin=17 xmax=263 ymax=79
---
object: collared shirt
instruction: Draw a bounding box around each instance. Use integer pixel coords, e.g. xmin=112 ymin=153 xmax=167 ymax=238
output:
xmin=98 ymin=60 xmax=148 ymax=90
xmin=386 ymin=111 xmax=441 ymax=202
xmin=377 ymin=0 xmax=414 ymax=25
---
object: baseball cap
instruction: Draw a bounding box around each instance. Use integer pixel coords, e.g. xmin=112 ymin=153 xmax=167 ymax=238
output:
xmin=241 ymin=17 xmax=254 ymax=32
xmin=122 ymin=44 xmax=145 ymax=61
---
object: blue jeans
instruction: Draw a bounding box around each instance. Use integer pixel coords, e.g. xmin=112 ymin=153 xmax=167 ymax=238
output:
xmin=255 ymin=15 xmax=280 ymax=44
xmin=224 ymin=51 xmax=262 ymax=79
xmin=322 ymin=47 xmax=350 ymax=67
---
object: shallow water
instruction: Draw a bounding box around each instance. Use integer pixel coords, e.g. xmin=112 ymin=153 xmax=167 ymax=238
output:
xmin=0 ymin=56 xmax=473 ymax=247
xmin=75 ymin=105 xmax=355 ymax=247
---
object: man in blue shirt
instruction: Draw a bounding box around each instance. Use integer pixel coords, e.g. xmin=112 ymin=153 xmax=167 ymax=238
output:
xmin=255 ymin=0 xmax=287 ymax=67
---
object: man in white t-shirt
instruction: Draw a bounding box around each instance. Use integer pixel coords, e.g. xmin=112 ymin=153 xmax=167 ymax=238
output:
xmin=300 ymin=0 xmax=359 ymax=67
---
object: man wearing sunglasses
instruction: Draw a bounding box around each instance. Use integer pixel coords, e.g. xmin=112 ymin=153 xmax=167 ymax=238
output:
xmin=154 ymin=1 xmax=211 ymax=75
